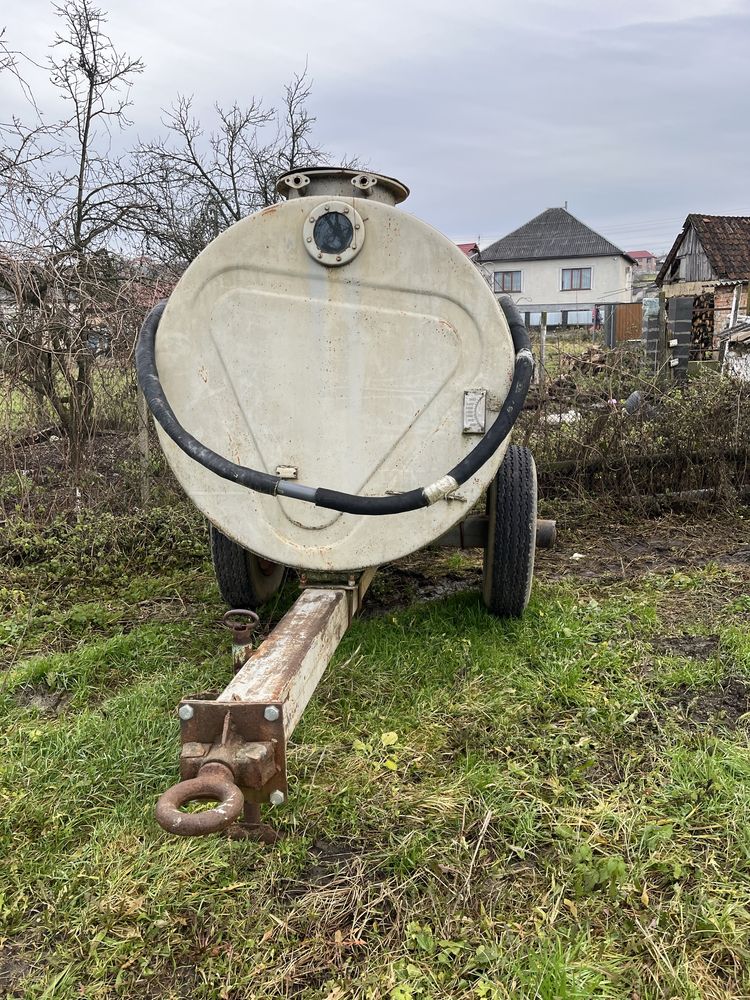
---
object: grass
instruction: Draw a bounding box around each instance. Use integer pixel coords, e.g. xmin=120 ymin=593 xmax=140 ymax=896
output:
xmin=2 ymin=508 xmax=750 ymax=998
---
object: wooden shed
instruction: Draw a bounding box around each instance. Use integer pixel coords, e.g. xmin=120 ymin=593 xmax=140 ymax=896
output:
xmin=656 ymin=215 xmax=750 ymax=363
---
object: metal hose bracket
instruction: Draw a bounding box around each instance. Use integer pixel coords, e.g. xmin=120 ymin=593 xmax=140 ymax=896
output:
xmin=155 ymin=762 xmax=244 ymax=837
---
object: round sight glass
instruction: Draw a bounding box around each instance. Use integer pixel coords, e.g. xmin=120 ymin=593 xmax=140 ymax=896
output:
xmin=313 ymin=212 xmax=354 ymax=255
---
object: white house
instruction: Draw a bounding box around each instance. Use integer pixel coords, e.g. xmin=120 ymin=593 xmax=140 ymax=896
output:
xmin=478 ymin=207 xmax=635 ymax=326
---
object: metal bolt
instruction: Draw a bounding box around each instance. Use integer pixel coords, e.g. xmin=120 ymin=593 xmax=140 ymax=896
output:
xmin=343 ymin=207 xmax=349 ymax=214
xmin=306 ymin=236 xmax=312 ymax=242
xmin=354 ymin=224 xmax=360 ymax=230
xmin=178 ymin=704 xmax=194 ymax=721
xmin=336 ymin=256 xmax=342 ymax=261
xmin=309 ymin=216 xmax=315 ymax=223
xmin=264 ymin=705 xmax=280 ymax=722
xmin=317 ymin=253 xmax=322 ymax=259
xmin=269 ymin=790 xmax=285 ymax=806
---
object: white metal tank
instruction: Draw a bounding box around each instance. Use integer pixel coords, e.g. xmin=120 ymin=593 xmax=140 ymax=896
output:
xmin=146 ymin=167 xmax=520 ymax=571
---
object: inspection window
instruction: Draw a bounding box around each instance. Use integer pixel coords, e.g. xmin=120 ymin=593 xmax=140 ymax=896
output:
xmin=561 ymin=267 xmax=592 ymax=290
xmin=493 ymin=270 xmax=522 ymax=292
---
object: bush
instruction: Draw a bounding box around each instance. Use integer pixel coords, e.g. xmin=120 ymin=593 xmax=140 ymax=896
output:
xmin=519 ymin=355 xmax=749 ymax=506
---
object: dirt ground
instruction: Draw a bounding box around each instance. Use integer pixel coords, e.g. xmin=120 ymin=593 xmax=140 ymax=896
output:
xmin=365 ymin=512 xmax=750 ymax=615
xmin=366 ymin=511 xmax=750 ymax=740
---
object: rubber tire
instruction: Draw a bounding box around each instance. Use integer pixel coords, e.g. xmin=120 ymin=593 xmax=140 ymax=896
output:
xmin=482 ymin=445 xmax=537 ymax=618
xmin=209 ymin=525 xmax=286 ymax=609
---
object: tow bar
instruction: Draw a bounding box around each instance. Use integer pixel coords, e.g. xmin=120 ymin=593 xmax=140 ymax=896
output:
xmin=155 ymin=518 xmax=557 ymax=839
xmin=155 ymin=571 xmax=376 ymax=838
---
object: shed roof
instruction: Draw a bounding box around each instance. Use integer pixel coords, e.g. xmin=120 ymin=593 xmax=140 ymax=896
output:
xmin=628 ymin=250 xmax=657 ymax=259
xmin=657 ymin=215 xmax=750 ymax=285
xmin=456 ymin=242 xmax=479 ymax=256
xmin=479 ymin=207 xmax=632 ymax=264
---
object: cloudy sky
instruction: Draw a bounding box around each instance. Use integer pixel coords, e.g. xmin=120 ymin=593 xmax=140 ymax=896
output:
xmin=3 ymin=0 xmax=750 ymax=255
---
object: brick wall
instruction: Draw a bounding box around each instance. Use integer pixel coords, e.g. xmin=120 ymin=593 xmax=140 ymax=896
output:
xmin=714 ymin=286 xmax=736 ymax=338
xmin=714 ymin=281 xmax=749 ymax=335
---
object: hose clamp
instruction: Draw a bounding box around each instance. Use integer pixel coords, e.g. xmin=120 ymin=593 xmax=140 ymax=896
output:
xmin=423 ymin=475 xmax=459 ymax=505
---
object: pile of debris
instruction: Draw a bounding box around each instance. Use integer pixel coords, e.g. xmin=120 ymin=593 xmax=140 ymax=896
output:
xmin=557 ymin=346 xmax=609 ymax=376
xmin=720 ymin=318 xmax=750 ymax=381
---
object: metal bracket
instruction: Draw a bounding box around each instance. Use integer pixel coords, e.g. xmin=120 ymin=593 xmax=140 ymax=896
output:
xmin=298 ymin=567 xmax=376 ymax=621
xmin=177 ymin=702 xmax=287 ymax=803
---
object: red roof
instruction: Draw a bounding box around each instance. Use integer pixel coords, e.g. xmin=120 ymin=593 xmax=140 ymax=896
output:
xmin=628 ymin=250 xmax=657 ymax=259
xmin=457 ymin=242 xmax=479 ymax=256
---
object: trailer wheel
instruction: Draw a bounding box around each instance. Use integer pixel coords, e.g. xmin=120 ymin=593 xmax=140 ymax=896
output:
xmin=482 ymin=445 xmax=537 ymax=618
xmin=209 ymin=525 xmax=286 ymax=609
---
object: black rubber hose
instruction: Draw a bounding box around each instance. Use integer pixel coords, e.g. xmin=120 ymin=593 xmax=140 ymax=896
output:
xmin=135 ymin=295 xmax=533 ymax=515
xmin=446 ymin=295 xmax=532 ymax=488
xmin=313 ymin=484 xmax=427 ymax=514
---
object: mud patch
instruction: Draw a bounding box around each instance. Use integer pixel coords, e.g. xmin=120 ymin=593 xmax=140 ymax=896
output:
xmin=664 ymin=678 xmax=750 ymax=729
xmin=14 ymin=683 xmax=71 ymax=714
xmin=0 ymin=936 xmax=35 ymax=996
xmin=282 ymin=839 xmax=360 ymax=900
xmin=721 ymin=547 xmax=750 ymax=566
xmin=651 ymin=635 xmax=720 ymax=659
xmin=535 ymin=515 xmax=750 ymax=584
xmin=1 ymin=430 xmax=143 ymax=517
xmin=362 ymin=547 xmax=482 ymax=617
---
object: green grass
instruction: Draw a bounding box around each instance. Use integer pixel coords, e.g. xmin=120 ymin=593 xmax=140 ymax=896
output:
xmin=2 ymin=512 xmax=750 ymax=998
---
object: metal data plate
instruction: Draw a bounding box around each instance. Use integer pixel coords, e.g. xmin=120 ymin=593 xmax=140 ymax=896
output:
xmin=463 ymin=390 xmax=487 ymax=434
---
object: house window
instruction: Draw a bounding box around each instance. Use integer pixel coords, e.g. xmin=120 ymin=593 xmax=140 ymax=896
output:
xmin=561 ymin=267 xmax=592 ymax=291
xmin=494 ymin=270 xmax=522 ymax=292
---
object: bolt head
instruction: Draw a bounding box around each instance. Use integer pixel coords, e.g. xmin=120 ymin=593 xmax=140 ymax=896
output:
xmin=269 ymin=790 xmax=285 ymax=806
xmin=264 ymin=705 xmax=280 ymax=722
xmin=178 ymin=704 xmax=194 ymax=721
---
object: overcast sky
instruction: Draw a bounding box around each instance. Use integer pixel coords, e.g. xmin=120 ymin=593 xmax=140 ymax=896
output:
xmin=3 ymin=0 xmax=750 ymax=255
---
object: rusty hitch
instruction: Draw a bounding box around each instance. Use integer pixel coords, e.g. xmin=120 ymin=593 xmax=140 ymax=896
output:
xmin=155 ymin=762 xmax=244 ymax=837
xmin=155 ymin=572 xmax=376 ymax=838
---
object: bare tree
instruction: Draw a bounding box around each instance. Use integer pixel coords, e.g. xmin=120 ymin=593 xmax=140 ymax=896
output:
xmin=137 ymin=70 xmax=332 ymax=266
xmin=0 ymin=0 xmax=147 ymax=466
xmin=1 ymin=4 xmax=338 ymax=470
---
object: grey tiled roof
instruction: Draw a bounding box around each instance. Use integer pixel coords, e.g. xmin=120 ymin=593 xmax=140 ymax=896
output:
xmin=479 ymin=207 xmax=631 ymax=263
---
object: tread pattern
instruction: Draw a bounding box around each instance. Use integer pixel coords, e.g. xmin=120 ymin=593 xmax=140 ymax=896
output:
xmin=209 ymin=525 xmax=285 ymax=609
xmin=482 ymin=445 xmax=537 ymax=618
